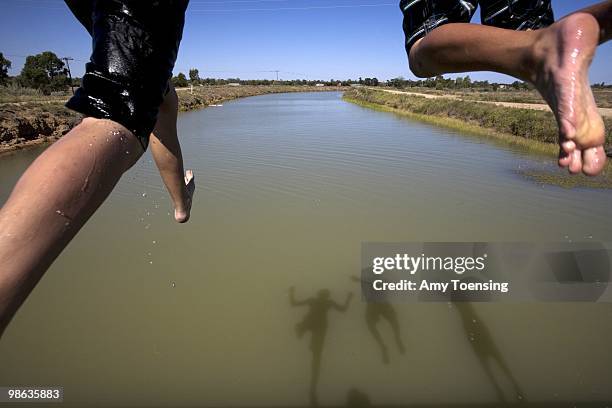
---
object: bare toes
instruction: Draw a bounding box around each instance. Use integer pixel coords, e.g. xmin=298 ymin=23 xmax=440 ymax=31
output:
xmin=568 ymin=149 xmax=583 ymax=174
xmin=582 ymin=146 xmax=607 ymax=176
xmin=558 ymin=149 xmax=572 ymax=168
xmin=558 ymin=140 xmax=576 ymax=168
xmin=562 ymin=140 xmax=576 ymax=153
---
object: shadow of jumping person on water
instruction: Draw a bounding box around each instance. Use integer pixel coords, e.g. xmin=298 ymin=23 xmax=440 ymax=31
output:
xmin=452 ymin=281 xmax=525 ymax=405
xmin=351 ymin=275 xmax=405 ymax=364
xmin=289 ymin=286 xmax=353 ymax=407
xmin=345 ymin=387 xmax=372 ymax=407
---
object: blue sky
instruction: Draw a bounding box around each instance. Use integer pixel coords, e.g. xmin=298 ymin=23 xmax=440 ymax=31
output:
xmin=1 ymin=0 xmax=610 ymax=83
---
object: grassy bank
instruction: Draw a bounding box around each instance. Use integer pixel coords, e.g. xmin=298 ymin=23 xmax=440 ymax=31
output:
xmin=0 ymin=85 xmax=344 ymax=154
xmin=343 ymin=87 xmax=612 ymax=188
xmin=388 ymin=86 xmax=612 ymax=108
xmin=344 ymin=87 xmax=612 ymax=152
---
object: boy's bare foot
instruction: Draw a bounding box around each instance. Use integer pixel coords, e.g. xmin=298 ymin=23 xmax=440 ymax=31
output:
xmin=531 ymin=12 xmax=606 ymax=175
xmin=174 ymin=170 xmax=194 ymax=223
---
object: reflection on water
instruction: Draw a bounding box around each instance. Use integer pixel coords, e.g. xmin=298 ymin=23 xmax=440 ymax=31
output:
xmin=1 ymin=92 xmax=612 ymax=406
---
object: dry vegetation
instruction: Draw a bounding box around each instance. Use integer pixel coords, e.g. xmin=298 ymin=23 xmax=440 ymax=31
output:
xmin=400 ymin=86 xmax=612 ymax=108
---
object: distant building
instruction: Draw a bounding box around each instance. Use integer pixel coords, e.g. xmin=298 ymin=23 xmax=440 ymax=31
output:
xmin=228 ymin=83 xmax=241 ymax=87
xmin=350 ymin=84 xmax=363 ymax=88
xmin=315 ymin=83 xmax=325 ymax=87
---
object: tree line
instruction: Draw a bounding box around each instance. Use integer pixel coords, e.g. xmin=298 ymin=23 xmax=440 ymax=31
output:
xmin=171 ymin=68 xmax=381 ymax=88
xmin=387 ymin=75 xmax=533 ymax=91
xmin=1 ymin=54 xmax=380 ymax=92
xmin=3 ymin=52 xmax=610 ymax=93
xmin=1 ymin=51 xmax=73 ymax=94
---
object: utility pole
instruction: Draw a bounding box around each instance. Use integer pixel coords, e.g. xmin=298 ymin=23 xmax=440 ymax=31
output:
xmin=273 ymin=70 xmax=279 ymax=81
xmin=62 ymin=57 xmax=75 ymax=95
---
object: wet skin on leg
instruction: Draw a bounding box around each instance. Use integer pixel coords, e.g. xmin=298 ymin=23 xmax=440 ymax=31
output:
xmin=408 ymin=2 xmax=612 ymax=176
xmin=0 ymin=119 xmax=143 ymax=337
xmin=149 ymin=85 xmax=195 ymax=223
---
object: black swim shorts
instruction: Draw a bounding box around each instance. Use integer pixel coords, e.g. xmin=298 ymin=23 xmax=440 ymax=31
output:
xmin=64 ymin=0 xmax=189 ymax=149
xmin=400 ymin=0 xmax=554 ymax=55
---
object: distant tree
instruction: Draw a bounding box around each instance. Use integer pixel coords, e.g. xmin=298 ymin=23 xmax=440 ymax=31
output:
xmin=388 ymin=77 xmax=405 ymax=88
xmin=189 ymin=68 xmax=200 ymax=84
xmin=509 ymin=80 xmax=530 ymax=90
xmin=463 ymin=75 xmax=472 ymax=88
xmin=19 ymin=51 xmax=69 ymax=94
xmin=172 ymin=72 xmax=188 ymax=87
xmin=0 ymin=52 xmax=11 ymax=85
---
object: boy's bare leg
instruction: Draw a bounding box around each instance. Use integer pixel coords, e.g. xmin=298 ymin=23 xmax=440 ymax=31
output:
xmin=0 ymin=119 xmax=143 ymax=336
xmin=149 ymin=85 xmax=194 ymax=223
xmin=408 ymin=3 xmax=611 ymax=176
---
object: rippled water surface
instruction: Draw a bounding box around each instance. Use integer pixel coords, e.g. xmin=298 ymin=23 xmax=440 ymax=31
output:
xmin=1 ymin=92 xmax=612 ymax=406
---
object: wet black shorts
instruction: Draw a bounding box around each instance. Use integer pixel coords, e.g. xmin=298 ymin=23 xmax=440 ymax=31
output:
xmin=64 ymin=0 xmax=189 ymax=149
xmin=400 ymin=0 xmax=554 ymax=55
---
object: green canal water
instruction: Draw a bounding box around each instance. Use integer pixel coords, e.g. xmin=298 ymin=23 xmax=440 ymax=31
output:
xmin=1 ymin=92 xmax=611 ymax=406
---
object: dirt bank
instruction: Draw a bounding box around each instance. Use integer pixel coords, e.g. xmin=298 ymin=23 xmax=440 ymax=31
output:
xmin=0 ymin=103 xmax=80 ymax=153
